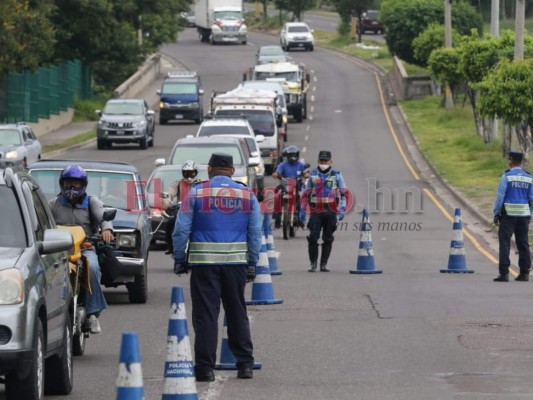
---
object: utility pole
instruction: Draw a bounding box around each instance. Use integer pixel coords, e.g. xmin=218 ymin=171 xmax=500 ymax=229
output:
xmin=444 ymin=0 xmax=454 ymax=108
xmin=490 ymin=0 xmax=500 ymax=141
xmin=514 ymin=0 xmax=525 ymax=60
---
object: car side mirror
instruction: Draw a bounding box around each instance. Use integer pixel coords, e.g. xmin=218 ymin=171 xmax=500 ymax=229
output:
xmin=39 ymin=229 xmax=74 ymax=255
xmin=199 ymin=88 xmax=204 ymax=96
xmin=147 ymin=110 xmax=155 ymax=116
xmin=155 ymin=158 xmax=166 ymax=166
xmin=102 ymin=209 xmax=117 ymax=221
xmin=95 ymin=110 xmax=102 ymax=117
xmin=255 ymin=134 xmax=265 ymax=143
xmin=248 ymin=157 xmax=260 ymax=167
xmin=25 ymin=139 xmax=34 ymax=145
xmin=156 ymin=89 xmax=161 ymax=96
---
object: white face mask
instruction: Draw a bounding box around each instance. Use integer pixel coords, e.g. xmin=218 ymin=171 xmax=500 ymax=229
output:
xmin=318 ymin=163 xmax=330 ymax=171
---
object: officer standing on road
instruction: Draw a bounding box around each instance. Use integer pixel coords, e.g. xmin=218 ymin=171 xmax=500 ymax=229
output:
xmin=300 ymin=150 xmax=346 ymax=272
xmin=493 ymin=152 xmax=533 ymax=282
xmin=172 ymin=153 xmax=262 ymax=381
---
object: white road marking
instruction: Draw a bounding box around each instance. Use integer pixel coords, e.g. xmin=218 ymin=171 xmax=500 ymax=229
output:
xmin=302 ymin=146 xmax=307 ymax=153
xmin=305 ymin=135 xmax=309 ymax=141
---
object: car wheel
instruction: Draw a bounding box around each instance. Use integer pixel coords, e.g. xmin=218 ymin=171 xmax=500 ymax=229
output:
xmin=295 ymin=108 xmax=303 ymax=123
xmin=126 ymin=257 xmax=148 ymax=304
xmin=97 ymin=139 xmax=108 ymax=150
xmin=73 ymin=325 xmax=86 ymax=356
xmin=159 ymin=118 xmax=167 ymax=125
xmin=6 ymin=319 xmax=45 ymax=400
xmin=139 ymin=136 xmax=148 ymax=150
xmin=309 ymin=45 xmax=314 ymax=52
xmin=45 ymin=312 xmax=73 ymax=395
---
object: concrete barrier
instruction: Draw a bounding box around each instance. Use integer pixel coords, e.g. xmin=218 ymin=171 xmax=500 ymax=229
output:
xmin=388 ymin=56 xmax=436 ymax=101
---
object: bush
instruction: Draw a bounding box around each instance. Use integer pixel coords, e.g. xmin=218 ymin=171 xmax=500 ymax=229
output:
xmin=73 ymin=98 xmax=106 ymax=122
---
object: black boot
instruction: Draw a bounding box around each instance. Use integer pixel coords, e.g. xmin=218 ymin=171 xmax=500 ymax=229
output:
xmin=320 ymin=262 xmax=330 ymax=272
xmin=308 ymin=261 xmax=317 ymax=272
xmin=515 ymin=273 xmax=529 ymax=282
xmin=493 ymin=274 xmax=509 ymax=282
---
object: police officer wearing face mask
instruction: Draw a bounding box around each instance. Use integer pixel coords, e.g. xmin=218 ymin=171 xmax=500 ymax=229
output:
xmin=299 ymin=151 xmax=346 ymax=272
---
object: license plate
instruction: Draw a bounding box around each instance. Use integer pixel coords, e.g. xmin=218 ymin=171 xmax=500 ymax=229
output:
xmin=175 ymin=114 xmax=183 ymax=119
xmin=116 ymin=130 xmax=125 ymax=135
xmin=298 ymin=43 xmax=304 ymax=47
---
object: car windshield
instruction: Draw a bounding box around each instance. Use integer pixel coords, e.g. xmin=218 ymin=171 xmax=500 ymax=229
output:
xmin=198 ymin=125 xmax=251 ymax=136
xmin=0 ymin=129 xmax=22 ymax=146
xmin=0 ymin=186 xmax=26 ymax=247
xmin=104 ymin=102 xmax=143 ymax=115
xmin=171 ymin=144 xmax=243 ymax=165
xmin=216 ymin=110 xmax=275 ymax=136
xmin=365 ymin=10 xmax=379 ymax=20
xmin=260 ymin=47 xmax=284 ymax=56
xmin=162 ymin=82 xmax=197 ymax=95
xmin=254 ymin=71 xmax=299 ymax=81
xmin=30 ymin=169 xmax=143 ymax=210
xmin=288 ymin=26 xmax=309 ymax=33
xmin=214 ymin=10 xmax=242 ymax=20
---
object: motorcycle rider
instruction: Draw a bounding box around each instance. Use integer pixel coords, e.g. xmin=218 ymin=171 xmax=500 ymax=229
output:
xmin=48 ymin=165 xmax=113 ymax=334
xmin=272 ymin=145 xmax=307 ymax=229
xmin=163 ymin=160 xmax=199 ymax=254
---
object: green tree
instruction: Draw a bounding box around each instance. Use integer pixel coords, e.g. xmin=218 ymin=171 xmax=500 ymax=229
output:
xmin=0 ymin=0 xmax=56 ymax=75
xmin=275 ymin=0 xmax=317 ymax=21
xmin=412 ymin=23 xmax=461 ymax=67
xmin=428 ymin=47 xmax=463 ymax=101
xmin=380 ymin=0 xmax=482 ymax=65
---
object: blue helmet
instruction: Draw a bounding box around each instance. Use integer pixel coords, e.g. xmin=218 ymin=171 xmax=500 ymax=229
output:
xmin=60 ymin=165 xmax=88 ymax=202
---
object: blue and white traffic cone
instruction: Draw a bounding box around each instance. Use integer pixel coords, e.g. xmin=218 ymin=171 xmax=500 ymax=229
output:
xmin=116 ymin=332 xmax=144 ymax=400
xmin=350 ymin=209 xmax=383 ymax=274
xmin=162 ymin=287 xmax=198 ymax=400
xmin=440 ymin=208 xmax=474 ymax=273
xmin=263 ymin=213 xmax=282 ymax=275
xmin=215 ymin=314 xmax=262 ymax=370
xmin=247 ymin=235 xmax=283 ymax=305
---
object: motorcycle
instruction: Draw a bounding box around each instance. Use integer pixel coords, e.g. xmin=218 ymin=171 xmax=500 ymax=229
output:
xmin=277 ymin=175 xmax=307 ymax=240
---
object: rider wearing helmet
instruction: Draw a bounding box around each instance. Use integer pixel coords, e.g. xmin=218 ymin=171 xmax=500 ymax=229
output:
xmin=272 ymin=146 xmax=307 ymax=229
xmin=163 ymin=161 xmax=200 ymax=253
xmin=48 ymin=165 xmax=113 ymax=334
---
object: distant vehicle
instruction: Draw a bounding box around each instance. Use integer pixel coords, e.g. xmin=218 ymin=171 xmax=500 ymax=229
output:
xmin=195 ymin=0 xmax=247 ymax=44
xmin=0 ymin=167 xmax=74 ymax=400
xmin=0 ymin=122 xmax=42 ymax=169
xmin=160 ymin=136 xmax=259 ymax=194
xmin=95 ymin=99 xmax=155 ymax=150
xmin=157 ymin=70 xmax=204 ymax=125
xmin=256 ymin=45 xmax=287 ymax=65
xmin=180 ymin=10 xmax=196 ymax=27
xmin=146 ymin=164 xmax=209 ymax=244
xmin=358 ymin=10 xmax=384 ymax=34
xmin=195 ymin=117 xmax=266 ymax=197
xmin=28 ymin=159 xmax=151 ymax=304
xmin=280 ymin=22 xmax=314 ymax=51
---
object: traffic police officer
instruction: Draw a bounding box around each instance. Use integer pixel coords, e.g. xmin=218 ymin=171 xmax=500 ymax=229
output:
xmin=172 ymin=153 xmax=262 ymax=381
xmin=300 ymin=150 xmax=346 ymax=272
xmin=493 ymin=152 xmax=533 ymax=282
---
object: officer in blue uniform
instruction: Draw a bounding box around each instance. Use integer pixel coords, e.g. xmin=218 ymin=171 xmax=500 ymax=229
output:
xmin=172 ymin=153 xmax=262 ymax=381
xmin=493 ymin=152 xmax=533 ymax=282
xmin=300 ymin=150 xmax=346 ymax=272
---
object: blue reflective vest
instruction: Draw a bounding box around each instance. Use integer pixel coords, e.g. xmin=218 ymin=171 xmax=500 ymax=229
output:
xmin=306 ymin=167 xmax=347 ymax=210
xmin=494 ymin=167 xmax=533 ymax=217
xmin=173 ymin=176 xmax=262 ymax=266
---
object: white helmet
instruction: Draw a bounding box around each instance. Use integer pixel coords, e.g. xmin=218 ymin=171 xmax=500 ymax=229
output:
xmin=182 ymin=160 xmax=198 ymax=180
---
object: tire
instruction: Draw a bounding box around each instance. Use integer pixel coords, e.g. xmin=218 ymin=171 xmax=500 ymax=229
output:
xmin=282 ymin=201 xmax=289 ymax=240
xmin=6 ymin=319 xmax=45 ymax=400
xmin=242 ymin=40 xmax=247 ymax=45
xmin=72 ymin=308 xmax=86 ymax=356
xmin=149 ymin=132 xmax=154 ymax=147
xmin=303 ymin=97 xmax=308 ymax=120
xmin=139 ymin=136 xmax=148 ymax=150
xmin=97 ymin=139 xmax=107 ymax=150
xmin=159 ymin=118 xmax=167 ymax=125
xmin=45 ymin=313 xmax=73 ymax=395
xmin=295 ymin=108 xmax=303 ymax=123
xmin=127 ymin=258 xmax=148 ymax=304
xmin=308 ymin=45 xmax=314 ymax=51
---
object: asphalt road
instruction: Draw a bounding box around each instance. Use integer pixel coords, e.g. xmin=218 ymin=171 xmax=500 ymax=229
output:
xmin=6 ymin=27 xmax=533 ymax=400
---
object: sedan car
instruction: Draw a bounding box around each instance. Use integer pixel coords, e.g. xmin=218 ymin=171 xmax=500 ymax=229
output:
xmin=96 ymin=99 xmax=156 ymax=150
xmin=28 ymin=159 xmax=151 ymax=304
xmin=0 ymin=167 xmax=74 ymax=399
xmin=280 ymin=22 xmax=315 ymax=51
xmin=256 ymin=45 xmax=288 ymax=65
xmin=146 ymin=164 xmax=209 ymax=245
xmin=0 ymin=122 xmax=42 ymax=169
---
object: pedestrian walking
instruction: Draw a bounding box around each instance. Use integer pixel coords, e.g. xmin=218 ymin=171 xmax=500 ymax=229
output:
xmin=172 ymin=153 xmax=262 ymax=381
xmin=493 ymin=152 xmax=533 ymax=282
xmin=299 ymin=150 xmax=346 ymax=272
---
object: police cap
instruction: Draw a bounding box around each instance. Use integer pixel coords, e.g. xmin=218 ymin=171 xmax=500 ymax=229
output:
xmin=508 ymin=152 xmax=524 ymax=162
xmin=208 ymin=152 xmax=233 ymax=168
xmin=318 ymin=150 xmax=332 ymax=161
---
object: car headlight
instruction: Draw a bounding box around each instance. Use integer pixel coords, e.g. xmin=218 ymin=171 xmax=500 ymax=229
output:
xmin=117 ymin=233 xmax=137 ymax=248
xmin=189 ymin=102 xmax=199 ymax=109
xmin=212 ymin=25 xmax=222 ymax=32
xmin=132 ymin=120 xmax=147 ymax=128
xmin=160 ymin=102 xmax=170 ymax=108
xmin=6 ymin=151 xmax=18 ymax=159
xmin=283 ymin=115 xmax=288 ymax=124
xmin=0 ymin=269 xmax=24 ymax=305
xmin=97 ymin=120 xmax=108 ymax=127
xmin=239 ymin=25 xmax=247 ymax=32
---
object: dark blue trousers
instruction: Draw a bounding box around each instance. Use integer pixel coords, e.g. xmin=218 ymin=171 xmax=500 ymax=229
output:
xmin=190 ymin=265 xmax=253 ymax=372
xmin=498 ymin=215 xmax=531 ymax=275
xmin=307 ymin=211 xmax=337 ymax=265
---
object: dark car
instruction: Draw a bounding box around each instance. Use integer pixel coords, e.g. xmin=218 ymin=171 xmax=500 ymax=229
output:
xmin=96 ymin=99 xmax=156 ymax=150
xmin=358 ymin=10 xmax=384 ymax=34
xmin=157 ymin=71 xmax=204 ymax=125
xmin=0 ymin=167 xmax=74 ymax=400
xmin=28 ymin=159 xmax=151 ymax=304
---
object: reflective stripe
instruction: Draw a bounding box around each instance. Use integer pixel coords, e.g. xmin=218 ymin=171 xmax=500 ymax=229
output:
xmin=188 ymin=252 xmax=247 ymax=264
xmin=504 ymin=203 xmax=531 ymax=216
xmin=195 ymin=187 xmax=251 ymax=200
xmin=189 ymin=242 xmax=247 ymax=252
xmin=507 ymin=175 xmax=533 ymax=183
xmin=189 ymin=241 xmax=248 ymax=264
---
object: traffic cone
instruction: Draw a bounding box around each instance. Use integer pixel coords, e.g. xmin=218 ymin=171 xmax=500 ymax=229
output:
xmin=350 ymin=209 xmax=383 ymax=274
xmin=263 ymin=213 xmax=282 ymax=275
xmin=215 ymin=314 xmax=262 ymax=370
xmin=162 ymin=287 xmax=198 ymax=400
xmin=246 ymin=235 xmax=283 ymax=305
xmin=440 ymin=208 xmax=474 ymax=273
xmin=116 ymin=332 xmax=144 ymax=400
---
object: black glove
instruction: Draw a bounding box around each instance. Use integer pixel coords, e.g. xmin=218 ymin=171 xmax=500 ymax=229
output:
xmin=174 ymin=262 xmax=188 ymax=276
xmin=246 ymin=265 xmax=256 ymax=283
xmin=493 ymin=215 xmax=500 ymax=226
